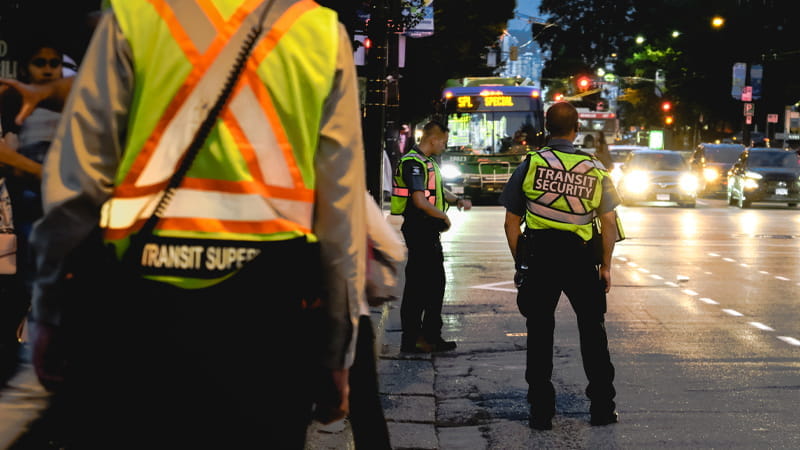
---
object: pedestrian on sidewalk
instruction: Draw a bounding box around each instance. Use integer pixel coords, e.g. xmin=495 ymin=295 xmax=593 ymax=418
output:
xmin=499 ymin=101 xmax=622 ymax=430
xmin=27 ymin=1 xmax=366 ymax=449
xmin=391 ymin=120 xmax=471 ymax=353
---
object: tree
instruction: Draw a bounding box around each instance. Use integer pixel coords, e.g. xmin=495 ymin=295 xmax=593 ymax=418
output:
xmin=537 ymin=0 xmax=800 ymax=143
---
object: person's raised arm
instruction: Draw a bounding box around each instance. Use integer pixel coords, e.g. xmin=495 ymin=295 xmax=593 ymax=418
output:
xmin=0 ymin=77 xmax=75 ymax=126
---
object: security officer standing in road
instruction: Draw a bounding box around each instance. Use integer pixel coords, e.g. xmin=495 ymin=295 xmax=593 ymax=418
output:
xmin=499 ymin=101 xmax=622 ymax=430
xmin=392 ymin=120 xmax=471 ymax=353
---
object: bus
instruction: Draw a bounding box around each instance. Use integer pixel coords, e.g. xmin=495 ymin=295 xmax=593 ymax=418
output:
xmin=439 ymin=83 xmax=546 ymax=200
xmin=573 ymin=108 xmax=619 ymax=149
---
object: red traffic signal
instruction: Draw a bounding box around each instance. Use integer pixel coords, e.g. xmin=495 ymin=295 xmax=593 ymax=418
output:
xmin=661 ymin=101 xmax=672 ymax=112
xmin=554 ymin=92 xmax=564 ymax=101
xmin=577 ymin=77 xmax=591 ymax=91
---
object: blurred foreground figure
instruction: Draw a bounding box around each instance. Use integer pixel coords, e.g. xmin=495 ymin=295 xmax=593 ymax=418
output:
xmin=28 ymin=1 xmax=366 ymax=448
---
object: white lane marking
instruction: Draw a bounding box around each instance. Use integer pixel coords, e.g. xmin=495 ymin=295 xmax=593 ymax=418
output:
xmin=704 ymin=271 xmax=712 ymax=275
xmin=699 ymin=297 xmax=719 ymax=305
xmin=722 ymin=309 xmax=744 ymax=317
xmin=627 ymin=262 xmax=639 ymax=268
xmin=740 ymin=263 xmax=749 ymax=268
xmin=723 ymin=257 xmax=736 ymax=262
xmin=708 ymin=253 xmax=720 ymax=257
xmin=506 ymin=332 xmax=527 ymax=337
xmin=676 ymin=275 xmax=690 ymax=282
xmin=749 ymin=322 xmax=775 ymax=331
xmin=650 ymin=274 xmax=663 ymax=280
xmin=471 ymin=281 xmax=517 ymax=293
xmin=638 ymin=268 xmax=650 ymax=273
xmin=759 ymin=270 xmax=770 ymax=275
xmin=617 ymin=256 xmax=628 ymax=262
xmin=682 ymin=289 xmax=699 ymax=296
xmin=665 ymin=281 xmax=679 ymax=287
xmin=775 ymin=276 xmax=790 ymax=281
xmin=777 ymin=336 xmax=800 ymax=346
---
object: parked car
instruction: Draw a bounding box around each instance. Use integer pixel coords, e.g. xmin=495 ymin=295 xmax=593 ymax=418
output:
xmin=617 ymin=149 xmax=699 ymax=207
xmin=726 ymin=148 xmax=800 ymax=208
xmin=689 ymin=143 xmax=745 ymax=196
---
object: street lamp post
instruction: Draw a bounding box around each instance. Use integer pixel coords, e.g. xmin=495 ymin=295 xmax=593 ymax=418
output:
xmin=364 ymin=0 xmax=390 ymax=206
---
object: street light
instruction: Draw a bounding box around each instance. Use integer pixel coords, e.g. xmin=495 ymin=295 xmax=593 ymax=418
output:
xmin=711 ymin=16 xmax=725 ymax=29
xmin=635 ymin=35 xmax=646 ymax=45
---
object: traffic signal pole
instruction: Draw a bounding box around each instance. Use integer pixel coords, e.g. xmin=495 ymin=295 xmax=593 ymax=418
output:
xmin=364 ymin=0 xmax=389 ymax=207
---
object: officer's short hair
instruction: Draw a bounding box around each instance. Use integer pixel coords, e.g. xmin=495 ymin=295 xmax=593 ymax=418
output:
xmin=545 ymin=102 xmax=579 ymax=137
xmin=423 ymin=120 xmax=449 ymax=136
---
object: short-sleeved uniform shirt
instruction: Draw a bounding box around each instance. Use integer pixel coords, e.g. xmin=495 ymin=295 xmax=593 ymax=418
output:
xmin=499 ymin=139 xmax=621 ymax=218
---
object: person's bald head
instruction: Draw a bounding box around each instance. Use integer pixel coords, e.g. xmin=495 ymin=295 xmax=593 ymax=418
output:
xmin=545 ymin=102 xmax=579 ymax=138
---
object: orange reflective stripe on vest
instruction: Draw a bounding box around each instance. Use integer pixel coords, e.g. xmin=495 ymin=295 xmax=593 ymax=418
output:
xmin=106 ymin=0 xmax=320 ymax=241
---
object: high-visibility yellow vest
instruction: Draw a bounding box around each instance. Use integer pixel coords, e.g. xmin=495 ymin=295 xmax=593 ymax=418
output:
xmin=105 ymin=0 xmax=338 ymax=287
xmin=522 ymin=147 xmax=607 ymax=241
xmin=391 ymin=149 xmax=446 ymax=215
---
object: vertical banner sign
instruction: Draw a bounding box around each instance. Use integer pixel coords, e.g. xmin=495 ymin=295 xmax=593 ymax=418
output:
xmin=750 ymin=64 xmax=763 ymax=100
xmin=731 ymin=62 xmax=746 ymax=100
xmin=404 ymin=0 xmax=434 ymax=38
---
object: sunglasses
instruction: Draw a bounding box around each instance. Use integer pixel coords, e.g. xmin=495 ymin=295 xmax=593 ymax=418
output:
xmin=31 ymin=58 xmax=62 ymax=69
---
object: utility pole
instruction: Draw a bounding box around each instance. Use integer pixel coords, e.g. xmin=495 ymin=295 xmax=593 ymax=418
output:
xmin=364 ymin=0 xmax=389 ymax=206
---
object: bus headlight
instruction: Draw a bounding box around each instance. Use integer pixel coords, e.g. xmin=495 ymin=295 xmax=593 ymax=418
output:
xmin=679 ymin=173 xmax=699 ymax=193
xmin=703 ymin=167 xmax=719 ymax=182
xmin=441 ymin=164 xmax=462 ymax=180
xmin=622 ymin=170 xmax=649 ymax=194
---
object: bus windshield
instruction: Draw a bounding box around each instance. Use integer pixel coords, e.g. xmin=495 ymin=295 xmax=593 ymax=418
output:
xmin=446 ymin=111 xmax=543 ymax=155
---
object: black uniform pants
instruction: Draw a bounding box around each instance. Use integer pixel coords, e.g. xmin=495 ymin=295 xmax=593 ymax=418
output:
xmin=400 ymin=225 xmax=446 ymax=344
xmin=50 ymin=237 xmax=323 ymax=449
xmin=516 ymin=229 xmax=616 ymax=418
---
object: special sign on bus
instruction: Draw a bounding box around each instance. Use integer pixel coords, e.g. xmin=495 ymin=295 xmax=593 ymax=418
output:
xmin=457 ymin=95 xmax=515 ymax=108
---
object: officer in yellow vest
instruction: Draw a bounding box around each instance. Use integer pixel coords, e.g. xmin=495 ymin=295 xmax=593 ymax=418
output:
xmin=391 ymin=120 xmax=471 ymax=353
xmin=28 ymin=1 xmax=366 ymax=448
xmin=500 ymin=102 xmax=621 ymax=430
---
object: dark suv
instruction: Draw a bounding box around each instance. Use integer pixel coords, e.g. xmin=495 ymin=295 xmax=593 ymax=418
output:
xmin=689 ymin=143 xmax=745 ymax=197
xmin=727 ymin=149 xmax=800 ymax=208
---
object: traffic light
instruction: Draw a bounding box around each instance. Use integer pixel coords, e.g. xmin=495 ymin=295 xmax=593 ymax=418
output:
xmin=661 ymin=101 xmax=672 ymax=112
xmin=577 ymin=76 xmax=591 ymax=91
xmin=664 ymin=115 xmax=674 ymax=126
xmin=553 ymin=92 xmax=564 ymax=102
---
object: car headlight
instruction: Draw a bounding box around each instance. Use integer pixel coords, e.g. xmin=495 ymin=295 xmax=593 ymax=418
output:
xmin=610 ymin=167 xmax=623 ymax=185
xmin=440 ymin=164 xmax=462 ymax=180
xmin=679 ymin=173 xmax=699 ymax=193
xmin=703 ymin=167 xmax=719 ymax=182
xmin=744 ymin=171 xmax=762 ymax=180
xmin=622 ymin=170 xmax=649 ymax=194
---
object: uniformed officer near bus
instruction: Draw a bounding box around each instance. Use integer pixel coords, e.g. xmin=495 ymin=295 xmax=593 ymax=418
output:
xmin=391 ymin=120 xmax=471 ymax=353
xmin=499 ymin=101 xmax=622 ymax=430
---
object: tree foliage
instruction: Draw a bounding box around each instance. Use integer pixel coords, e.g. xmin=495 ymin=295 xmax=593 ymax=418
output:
xmin=538 ymin=0 xmax=800 ymax=141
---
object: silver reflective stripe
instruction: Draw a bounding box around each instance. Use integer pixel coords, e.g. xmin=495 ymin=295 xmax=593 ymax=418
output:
xmin=527 ymin=200 xmax=595 ymax=225
xmin=166 ymin=0 xmax=217 ymax=54
xmin=537 ymin=192 xmax=559 ymax=204
xmin=538 ymin=150 xmax=564 ymax=170
xmin=571 ymin=159 xmax=597 ymax=174
xmin=567 ymin=195 xmax=586 ymax=214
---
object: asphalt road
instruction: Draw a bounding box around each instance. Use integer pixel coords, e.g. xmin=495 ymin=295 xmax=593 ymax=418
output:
xmin=308 ymin=198 xmax=799 ymax=449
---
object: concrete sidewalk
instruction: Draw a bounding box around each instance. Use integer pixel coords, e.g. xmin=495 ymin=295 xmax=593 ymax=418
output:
xmin=305 ymin=298 xmax=437 ymax=450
